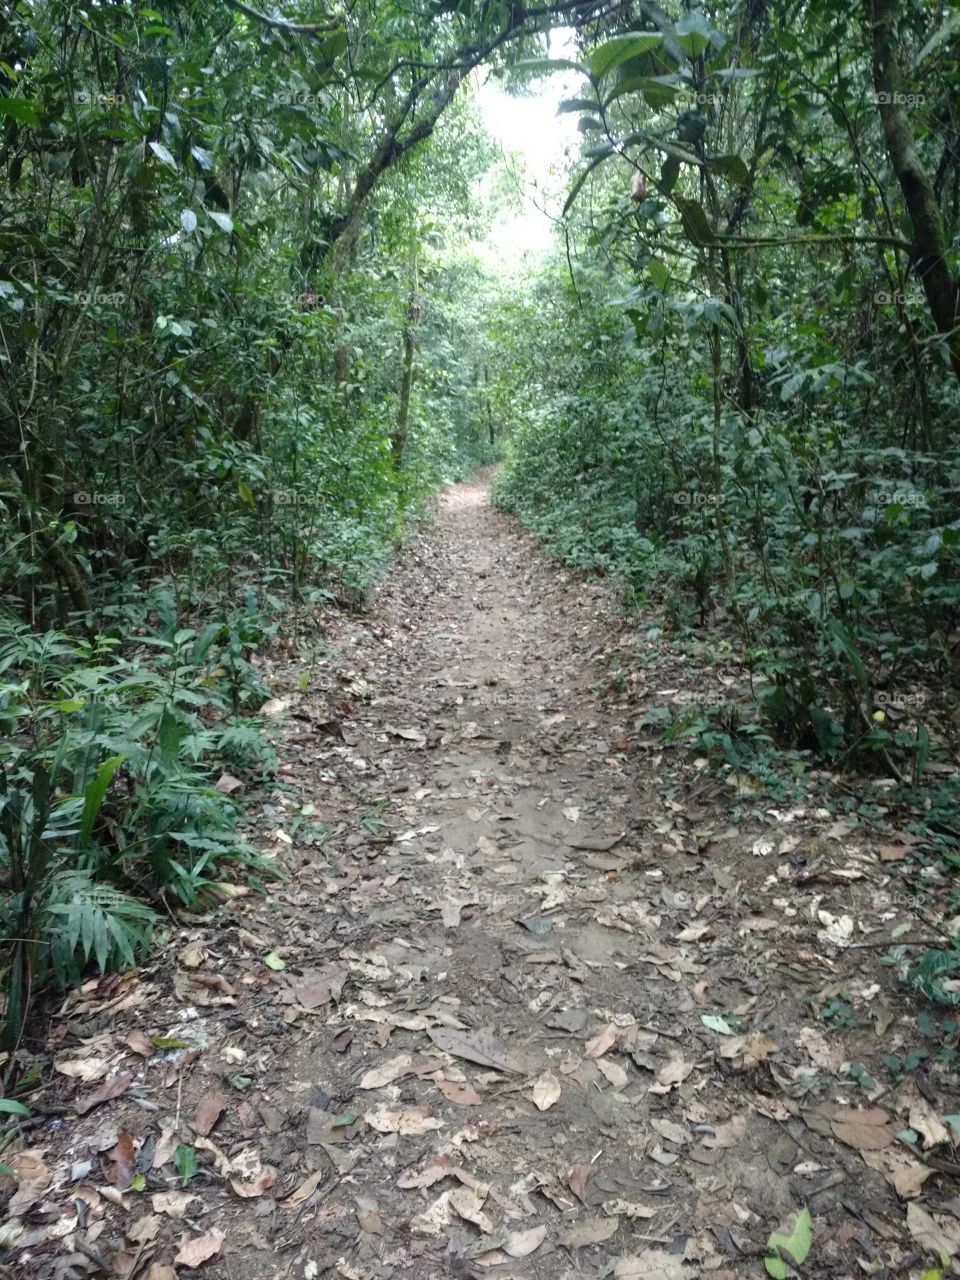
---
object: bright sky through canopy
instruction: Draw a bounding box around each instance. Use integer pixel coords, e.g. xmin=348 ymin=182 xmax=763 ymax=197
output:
xmin=474 ymin=30 xmax=585 ymax=267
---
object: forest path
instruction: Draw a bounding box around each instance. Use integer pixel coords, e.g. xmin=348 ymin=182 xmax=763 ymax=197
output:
xmin=39 ymin=478 xmax=941 ymax=1280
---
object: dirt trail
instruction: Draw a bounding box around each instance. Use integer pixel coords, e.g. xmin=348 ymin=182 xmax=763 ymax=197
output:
xmin=20 ymin=478 xmax=956 ymax=1280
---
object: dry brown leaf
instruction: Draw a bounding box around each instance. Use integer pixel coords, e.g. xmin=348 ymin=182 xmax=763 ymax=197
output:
xmin=584 ymin=1023 xmax=618 ymax=1059
xmin=596 ymin=1058 xmax=629 ymax=1090
xmin=127 ymin=1213 xmax=162 ymax=1244
xmin=152 ymin=1190 xmax=200 ymax=1219
xmin=829 ymin=1106 xmax=894 ymax=1152
xmin=178 ymin=944 xmax=206 ymax=969
xmin=449 ymin=1186 xmax=493 ymax=1234
xmin=7 ymin=1150 xmax=51 ymax=1216
xmin=436 ymin=1079 xmax=482 ymax=1106
xmin=560 ymin=1215 xmax=619 ymax=1248
xmin=906 ymin=1201 xmax=960 ymax=1261
xmin=108 ymin=1132 xmax=137 ymax=1189
xmin=285 ymin=1168 xmax=325 ymax=1206
xmin=359 ymin=1054 xmax=413 ymax=1090
xmin=719 ymin=1034 xmax=777 ymax=1069
xmin=603 ymin=1199 xmax=657 ymax=1219
xmin=649 ymin=1057 xmax=693 ymax=1094
xmin=175 ymin=1228 xmax=225 ymax=1268
xmin=704 ymin=1114 xmax=747 ymax=1149
xmin=909 ymin=1099 xmax=950 ymax=1149
xmin=531 ymin=1072 xmax=561 ymax=1111
xmin=614 ymin=1250 xmax=684 ymax=1279
xmin=364 ymin=1107 xmax=443 ymax=1136
xmin=144 ymin=1268 xmax=178 ymax=1280
xmin=397 ymin=1161 xmax=453 ymax=1190
xmin=567 ymin=1162 xmax=591 ymax=1204
xmin=796 ymin=1027 xmax=844 ymax=1074
xmin=192 ymin=1090 xmax=227 ymax=1137
xmin=861 ymin=1148 xmax=934 ymax=1200
xmin=75 ymin=1070 xmax=132 ymax=1115
xmin=230 ymin=1167 xmax=277 ymax=1198
xmin=504 ymin=1224 xmax=548 ymax=1257
xmin=54 ymin=1057 xmax=111 ymax=1083
xmin=124 ymin=1030 xmax=154 ymax=1057
xmin=427 ymin=1027 xmax=524 ymax=1074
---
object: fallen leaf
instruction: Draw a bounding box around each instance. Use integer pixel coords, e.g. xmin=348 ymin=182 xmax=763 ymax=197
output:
xmin=614 ymin=1250 xmax=684 ymax=1279
xmin=906 ymin=1202 xmax=960 ymax=1262
xmin=648 ymin=1057 xmax=693 ymax=1093
xmin=427 ymin=1027 xmax=523 ymax=1074
xmin=285 ymin=1169 xmax=325 ymax=1206
xmin=214 ymin=772 xmax=243 ymax=794
xmin=531 ymin=1072 xmax=561 ymax=1111
xmin=450 ymin=1186 xmax=493 ymax=1234
xmin=152 ymin=1191 xmax=200 ymax=1219
xmin=54 ymin=1057 xmax=111 ymax=1083
xmin=584 ymin=1024 xmax=618 ymax=1059
xmin=829 ymin=1106 xmax=894 ymax=1152
xmin=359 ymin=1054 xmax=413 ymax=1090
xmin=7 ymin=1150 xmax=51 ymax=1216
xmin=411 ymin=1190 xmax=455 ymax=1235
xmin=174 ymin=1228 xmax=225 ymax=1268
xmin=797 ymin=1027 xmax=844 ymax=1074
xmin=719 ymin=1034 xmax=777 ymax=1069
xmin=364 ymin=1107 xmax=444 ymax=1135
xmin=108 ymin=1132 xmax=137 ymax=1189
xmin=75 ymin=1070 xmax=131 ymax=1116
xmin=436 ymin=1079 xmax=482 ymax=1106
xmin=596 ymin=1058 xmax=628 ymax=1089
xmin=560 ymin=1216 xmax=619 ymax=1248
xmin=192 ymin=1091 xmax=226 ymax=1138
xmin=127 ymin=1213 xmax=162 ymax=1244
xmin=567 ymin=1163 xmax=591 ymax=1204
xmin=909 ymin=1099 xmax=950 ymax=1149
xmin=230 ymin=1167 xmax=277 ymax=1199
xmin=504 ymin=1224 xmax=548 ymax=1257
xmin=258 ymin=697 xmax=290 ymax=717
xmin=124 ymin=1030 xmax=154 ymax=1057
xmin=603 ymin=1200 xmax=657 ymax=1219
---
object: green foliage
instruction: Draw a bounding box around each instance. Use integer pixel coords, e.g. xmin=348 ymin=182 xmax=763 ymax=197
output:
xmin=765 ymin=1207 xmax=814 ymax=1278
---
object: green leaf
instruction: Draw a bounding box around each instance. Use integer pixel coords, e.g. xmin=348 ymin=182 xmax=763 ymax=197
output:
xmin=563 ymin=144 xmax=615 ymax=215
xmin=174 ymin=1143 xmax=198 ymax=1185
xmin=648 ymin=259 xmax=670 ymax=289
xmin=701 ymin=1013 xmax=735 ymax=1035
xmin=0 ymin=1098 xmax=31 ymax=1116
xmin=148 ymin=141 xmax=178 ymax=170
xmin=263 ymin=951 xmax=286 ymax=970
xmin=675 ymin=197 xmax=716 ymax=246
xmin=766 ymin=1207 xmax=813 ymax=1273
xmin=604 ymin=74 xmax=679 ymax=109
xmin=707 ymin=153 xmax=750 ymax=185
xmin=180 ymin=209 xmax=198 ymax=233
xmin=208 ymin=210 xmax=234 ymax=233
xmin=589 ymin=33 xmax=663 ymax=80
xmin=659 ymin=154 xmax=681 ymax=193
xmin=556 ymin=97 xmax=598 ymax=115
xmin=674 ymin=12 xmax=714 ymax=58
xmin=829 ymin=619 xmax=870 ymax=691
xmin=237 ymin=478 xmax=255 ymax=508
xmin=513 ymin=57 xmax=590 ymax=78
xmin=79 ymin=754 xmax=126 ymax=845
xmin=0 ymin=97 xmax=41 ymax=125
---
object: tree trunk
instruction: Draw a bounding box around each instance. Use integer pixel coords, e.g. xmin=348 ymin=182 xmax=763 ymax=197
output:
xmin=864 ymin=0 xmax=960 ymax=378
xmin=392 ymin=256 xmax=420 ymax=471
